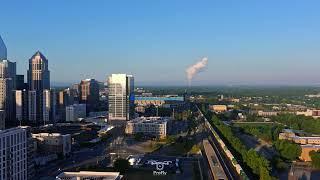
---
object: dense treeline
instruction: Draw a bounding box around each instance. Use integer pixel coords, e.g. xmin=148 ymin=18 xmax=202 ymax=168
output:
xmin=143 ymin=86 xmax=320 ymax=97
xmin=274 ymin=140 xmax=302 ymax=160
xmin=271 ymin=114 xmax=320 ymax=134
xmin=310 ymin=151 xmax=320 ymax=168
xmin=208 ymin=114 xmax=272 ymax=180
xmin=237 ymin=124 xmax=283 ymax=142
xmin=237 ymin=124 xmax=301 ymax=161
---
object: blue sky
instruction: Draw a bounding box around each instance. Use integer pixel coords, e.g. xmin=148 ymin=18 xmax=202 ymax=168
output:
xmin=1 ymin=0 xmax=320 ymax=86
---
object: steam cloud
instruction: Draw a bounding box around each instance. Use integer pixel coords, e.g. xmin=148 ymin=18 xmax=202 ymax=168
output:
xmin=186 ymin=57 xmax=208 ymax=86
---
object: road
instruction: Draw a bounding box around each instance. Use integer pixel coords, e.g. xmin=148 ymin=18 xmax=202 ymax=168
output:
xmin=36 ymin=142 xmax=107 ymax=179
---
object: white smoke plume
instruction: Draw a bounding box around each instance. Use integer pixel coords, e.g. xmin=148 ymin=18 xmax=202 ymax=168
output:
xmin=186 ymin=57 xmax=208 ymax=86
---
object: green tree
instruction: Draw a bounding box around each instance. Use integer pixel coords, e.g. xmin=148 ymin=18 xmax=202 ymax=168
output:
xmin=209 ymin=114 xmax=272 ymax=179
xmin=274 ymin=140 xmax=302 ymax=160
xmin=310 ymin=150 xmax=320 ymax=169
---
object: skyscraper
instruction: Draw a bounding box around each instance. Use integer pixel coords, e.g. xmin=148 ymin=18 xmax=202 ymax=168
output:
xmin=16 ymin=74 xmax=27 ymax=90
xmin=27 ymin=51 xmax=50 ymax=124
xmin=108 ymin=74 xmax=134 ymax=121
xmin=0 ymin=110 xmax=5 ymax=130
xmin=0 ymin=39 xmax=17 ymax=126
xmin=0 ymin=78 xmax=14 ymax=124
xmin=28 ymin=91 xmax=37 ymax=123
xmin=0 ymin=60 xmax=16 ymax=89
xmin=79 ymin=79 xmax=99 ymax=113
xmin=0 ymin=35 xmax=7 ymax=60
xmin=58 ymin=88 xmax=75 ymax=121
xmin=14 ymin=89 xmax=28 ymax=123
xmin=28 ymin=51 xmax=50 ymax=91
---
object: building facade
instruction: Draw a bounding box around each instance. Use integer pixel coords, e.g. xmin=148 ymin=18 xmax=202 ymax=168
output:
xmin=16 ymin=74 xmax=26 ymax=90
xmin=32 ymin=133 xmax=71 ymax=156
xmin=42 ymin=89 xmax=57 ymax=123
xmin=58 ymin=88 xmax=75 ymax=121
xmin=0 ymin=127 xmax=28 ymax=180
xmin=0 ymin=60 xmax=16 ymax=89
xmin=0 ymin=59 xmax=16 ymax=123
xmin=14 ymin=89 xmax=28 ymax=123
xmin=0 ymin=35 xmax=7 ymax=60
xmin=257 ymin=110 xmax=278 ymax=117
xmin=0 ymin=110 xmax=4 ymax=130
xmin=125 ymin=117 xmax=170 ymax=139
xmin=79 ymin=79 xmax=99 ymax=113
xmin=56 ymin=171 xmax=121 ymax=180
xmin=66 ymin=104 xmax=86 ymax=122
xmin=108 ymin=74 xmax=134 ymax=121
xmin=209 ymin=105 xmax=227 ymax=113
xmin=21 ymin=126 xmax=36 ymax=179
xmin=27 ymin=51 xmax=50 ymax=124
xmin=0 ymin=78 xmax=14 ymax=122
xmin=28 ymin=91 xmax=37 ymax=123
xmin=296 ymin=109 xmax=320 ymax=118
xmin=279 ymin=129 xmax=320 ymax=145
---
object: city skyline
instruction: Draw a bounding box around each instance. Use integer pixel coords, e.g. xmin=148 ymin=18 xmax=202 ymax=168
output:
xmin=1 ymin=1 xmax=320 ymax=86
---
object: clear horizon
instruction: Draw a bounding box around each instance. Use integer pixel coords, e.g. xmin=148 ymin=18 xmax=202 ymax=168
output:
xmin=2 ymin=0 xmax=320 ymax=85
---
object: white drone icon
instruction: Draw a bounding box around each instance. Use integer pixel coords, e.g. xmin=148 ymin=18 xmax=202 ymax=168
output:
xmin=147 ymin=160 xmax=173 ymax=171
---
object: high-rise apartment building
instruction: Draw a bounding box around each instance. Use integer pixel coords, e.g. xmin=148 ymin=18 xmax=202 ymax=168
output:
xmin=16 ymin=74 xmax=27 ymax=90
xmin=0 ymin=60 xmax=16 ymax=89
xmin=43 ymin=90 xmax=51 ymax=123
xmin=0 ymin=78 xmax=14 ymax=123
xmin=0 ymin=35 xmax=7 ymax=60
xmin=108 ymin=74 xmax=134 ymax=121
xmin=0 ymin=110 xmax=5 ymax=130
xmin=0 ymin=59 xmax=16 ymax=124
xmin=20 ymin=126 xmax=36 ymax=179
xmin=66 ymin=104 xmax=86 ymax=122
xmin=0 ymin=37 xmax=16 ymax=125
xmin=27 ymin=51 xmax=50 ymax=124
xmin=14 ymin=89 xmax=28 ymax=123
xmin=58 ymin=88 xmax=75 ymax=121
xmin=0 ymin=127 xmax=28 ymax=180
xmin=71 ymin=84 xmax=80 ymax=103
xmin=42 ymin=89 xmax=56 ymax=124
xmin=28 ymin=91 xmax=37 ymax=123
xmin=79 ymin=79 xmax=99 ymax=113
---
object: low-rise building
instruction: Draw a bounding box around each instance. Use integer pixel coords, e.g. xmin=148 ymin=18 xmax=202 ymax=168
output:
xmin=125 ymin=117 xmax=170 ymax=139
xmin=66 ymin=104 xmax=86 ymax=122
xmin=296 ymin=109 xmax=320 ymax=118
xmin=257 ymin=110 xmax=278 ymax=117
xmin=209 ymin=105 xmax=227 ymax=113
xmin=279 ymin=129 xmax=320 ymax=145
xmin=32 ymin=133 xmax=71 ymax=156
xmin=300 ymin=145 xmax=320 ymax=161
xmin=279 ymin=129 xmax=320 ymax=161
xmin=56 ymin=171 xmax=121 ymax=180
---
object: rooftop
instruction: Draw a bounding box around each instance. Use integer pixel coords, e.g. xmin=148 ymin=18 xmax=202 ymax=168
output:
xmin=129 ymin=117 xmax=171 ymax=124
xmin=56 ymin=171 xmax=121 ymax=180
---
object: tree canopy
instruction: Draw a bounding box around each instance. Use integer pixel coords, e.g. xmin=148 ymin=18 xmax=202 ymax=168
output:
xmin=274 ymin=140 xmax=301 ymax=160
xmin=310 ymin=150 xmax=320 ymax=169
